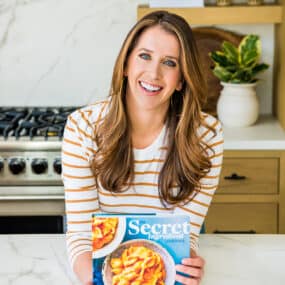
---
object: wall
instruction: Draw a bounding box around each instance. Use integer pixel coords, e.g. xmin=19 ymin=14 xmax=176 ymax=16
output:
xmin=0 ymin=0 xmax=275 ymax=114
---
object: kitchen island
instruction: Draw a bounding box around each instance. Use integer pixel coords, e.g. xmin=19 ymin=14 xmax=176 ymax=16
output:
xmin=0 ymin=234 xmax=284 ymax=285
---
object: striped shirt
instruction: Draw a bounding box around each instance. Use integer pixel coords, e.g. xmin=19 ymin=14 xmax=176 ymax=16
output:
xmin=62 ymin=100 xmax=224 ymax=266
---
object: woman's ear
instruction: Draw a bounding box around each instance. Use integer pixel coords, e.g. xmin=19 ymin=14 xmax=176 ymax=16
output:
xmin=176 ymin=79 xmax=183 ymax=91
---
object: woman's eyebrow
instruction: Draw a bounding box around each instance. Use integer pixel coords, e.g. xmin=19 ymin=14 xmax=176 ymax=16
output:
xmin=165 ymin=55 xmax=179 ymax=61
xmin=137 ymin=48 xmax=153 ymax=53
xmin=137 ymin=48 xmax=178 ymax=61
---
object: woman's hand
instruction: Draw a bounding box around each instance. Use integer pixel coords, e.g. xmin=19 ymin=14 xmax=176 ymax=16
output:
xmin=175 ymin=252 xmax=205 ymax=285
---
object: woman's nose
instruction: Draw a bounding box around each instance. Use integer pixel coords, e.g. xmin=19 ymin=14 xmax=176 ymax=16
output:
xmin=148 ymin=61 xmax=161 ymax=79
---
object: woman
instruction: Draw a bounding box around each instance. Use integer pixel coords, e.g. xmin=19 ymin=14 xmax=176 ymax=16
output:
xmin=62 ymin=10 xmax=223 ymax=285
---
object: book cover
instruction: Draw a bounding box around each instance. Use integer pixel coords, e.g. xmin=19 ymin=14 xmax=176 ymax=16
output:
xmin=92 ymin=214 xmax=190 ymax=285
xmin=149 ymin=0 xmax=204 ymax=8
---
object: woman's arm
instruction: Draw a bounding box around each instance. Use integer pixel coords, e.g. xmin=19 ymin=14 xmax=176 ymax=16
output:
xmin=73 ymin=251 xmax=93 ymax=285
xmin=62 ymin=109 xmax=100 ymax=284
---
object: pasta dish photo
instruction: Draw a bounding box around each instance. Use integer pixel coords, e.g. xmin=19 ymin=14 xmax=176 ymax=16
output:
xmin=103 ymin=239 xmax=176 ymax=285
xmin=92 ymin=217 xmax=119 ymax=251
xmin=110 ymin=245 xmax=166 ymax=285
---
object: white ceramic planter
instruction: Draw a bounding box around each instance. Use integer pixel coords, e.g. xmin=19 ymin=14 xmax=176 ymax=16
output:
xmin=217 ymin=82 xmax=259 ymax=127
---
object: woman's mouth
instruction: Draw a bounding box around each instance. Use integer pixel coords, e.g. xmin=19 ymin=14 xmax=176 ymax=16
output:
xmin=139 ymin=81 xmax=163 ymax=94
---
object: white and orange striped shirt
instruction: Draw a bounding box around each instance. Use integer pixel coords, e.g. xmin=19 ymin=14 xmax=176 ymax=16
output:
xmin=62 ymin=100 xmax=224 ymax=266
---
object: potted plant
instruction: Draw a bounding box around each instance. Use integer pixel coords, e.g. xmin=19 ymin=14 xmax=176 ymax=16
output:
xmin=209 ymin=34 xmax=269 ymax=127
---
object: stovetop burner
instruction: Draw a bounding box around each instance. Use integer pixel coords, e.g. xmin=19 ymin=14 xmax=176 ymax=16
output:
xmin=0 ymin=107 xmax=77 ymax=140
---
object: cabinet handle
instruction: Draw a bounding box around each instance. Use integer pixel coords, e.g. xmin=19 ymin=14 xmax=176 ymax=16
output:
xmin=213 ymin=230 xmax=256 ymax=234
xmin=224 ymin=173 xmax=246 ymax=180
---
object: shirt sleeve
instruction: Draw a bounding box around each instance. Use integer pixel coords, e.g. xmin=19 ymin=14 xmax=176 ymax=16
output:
xmin=62 ymin=111 xmax=99 ymax=267
xmin=174 ymin=118 xmax=224 ymax=253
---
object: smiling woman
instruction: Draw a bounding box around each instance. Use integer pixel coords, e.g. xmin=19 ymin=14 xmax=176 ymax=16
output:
xmin=124 ymin=25 xmax=183 ymax=149
xmin=62 ymin=10 xmax=223 ymax=285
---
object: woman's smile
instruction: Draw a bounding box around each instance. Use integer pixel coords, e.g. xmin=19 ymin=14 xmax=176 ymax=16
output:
xmin=139 ymin=80 xmax=163 ymax=96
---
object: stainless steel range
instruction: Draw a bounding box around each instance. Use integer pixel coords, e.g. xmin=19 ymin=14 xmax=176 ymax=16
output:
xmin=0 ymin=107 xmax=77 ymax=233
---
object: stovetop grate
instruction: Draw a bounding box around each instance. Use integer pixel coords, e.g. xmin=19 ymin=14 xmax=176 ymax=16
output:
xmin=0 ymin=107 xmax=78 ymax=140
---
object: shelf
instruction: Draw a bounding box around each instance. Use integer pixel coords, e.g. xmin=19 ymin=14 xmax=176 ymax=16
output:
xmin=223 ymin=115 xmax=285 ymax=150
xmin=137 ymin=5 xmax=283 ymax=25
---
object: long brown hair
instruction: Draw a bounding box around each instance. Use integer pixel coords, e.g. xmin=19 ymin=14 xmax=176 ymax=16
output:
xmin=91 ymin=11 xmax=213 ymax=206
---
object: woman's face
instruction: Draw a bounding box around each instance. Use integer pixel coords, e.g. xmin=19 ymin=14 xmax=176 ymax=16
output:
xmin=124 ymin=25 xmax=182 ymax=113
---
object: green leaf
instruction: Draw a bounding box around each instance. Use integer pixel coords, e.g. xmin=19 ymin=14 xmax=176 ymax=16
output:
xmin=212 ymin=65 xmax=233 ymax=82
xmin=251 ymin=63 xmax=269 ymax=77
xmin=238 ymin=35 xmax=260 ymax=67
xmin=210 ymin=51 xmax=231 ymax=67
xmin=230 ymin=69 xmax=252 ymax=83
xmin=230 ymin=78 xmax=243 ymax=84
xmin=242 ymin=50 xmax=259 ymax=67
xmin=222 ymin=41 xmax=238 ymax=65
xmin=225 ymin=65 xmax=239 ymax=72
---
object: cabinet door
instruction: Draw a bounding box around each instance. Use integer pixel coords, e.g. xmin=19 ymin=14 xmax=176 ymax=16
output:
xmin=205 ymin=203 xmax=278 ymax=234
xmin=218 ymin=157 xmax=279 ymax=194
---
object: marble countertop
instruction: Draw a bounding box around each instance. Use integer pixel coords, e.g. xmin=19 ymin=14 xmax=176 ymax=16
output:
xmin=224 ymin=115 xmax=285 ymax=150
xmin=1 ymin=234 xmax=284 ymax=285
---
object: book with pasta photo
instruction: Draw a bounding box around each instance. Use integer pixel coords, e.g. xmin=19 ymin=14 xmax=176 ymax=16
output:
xmin=92 ymin=214 xmax=190 ymax=285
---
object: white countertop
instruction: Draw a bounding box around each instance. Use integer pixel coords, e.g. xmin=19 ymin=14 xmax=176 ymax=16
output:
xmin=0 ymin=234 xmax=284 ymax=285
xmin=224 ymin=115 xmax=285 ymax=150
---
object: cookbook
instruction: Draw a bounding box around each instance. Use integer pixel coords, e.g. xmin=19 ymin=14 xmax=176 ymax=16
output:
xmin=92 ymin=214 xmax=190 ymax=285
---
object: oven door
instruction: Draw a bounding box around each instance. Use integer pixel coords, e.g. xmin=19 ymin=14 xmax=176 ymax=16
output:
xmin=0 ymin=215 xmax=65 ymax=234
xmin=0 ymin=196 xmax=66 ymax=234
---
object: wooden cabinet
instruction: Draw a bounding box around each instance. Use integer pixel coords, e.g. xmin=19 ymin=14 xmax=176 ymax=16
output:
xmin=206 ymin=150 xmax=285 ymax=234
xmin=137 ymin=4 xmax=285 ymax=234
xmin=218 ymin=157 xmax=278 ymax=194
xmin=206 ymin=203 xmax=278 ymax=234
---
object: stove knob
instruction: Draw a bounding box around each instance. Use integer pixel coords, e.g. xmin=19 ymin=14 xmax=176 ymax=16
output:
xmin=9 ymin=158 xmax=26 ymax=175
xmin=31 ymin=158 xmax=48 ymax=174
xmin=0 ymin=159 xmax=3 ymax=172
xmin=53 ymin=158 xmax=62 ymax=175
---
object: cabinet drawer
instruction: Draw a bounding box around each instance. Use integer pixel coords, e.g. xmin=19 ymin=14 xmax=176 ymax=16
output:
xmin=205 ymin=203 xmax=277 ymax=234
xmin=218 ymin=158 xmax=278 ymax=194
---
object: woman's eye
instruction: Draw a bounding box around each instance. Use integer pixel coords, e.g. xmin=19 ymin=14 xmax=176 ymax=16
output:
xmin=164 ymin=60 xmax=176 ymax=67
xmin=139 ymin=53 xmax=150 ymax=60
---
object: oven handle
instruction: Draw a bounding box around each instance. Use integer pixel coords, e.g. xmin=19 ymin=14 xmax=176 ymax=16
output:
xmin=0 ymin=195 xmax=64 ymax=200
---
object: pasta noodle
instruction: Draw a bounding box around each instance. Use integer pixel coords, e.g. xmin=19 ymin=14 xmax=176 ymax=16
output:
xmin=92 ymin=217 xmax=118 ymax=250
xmin=110 ymin=245 xmax=166 ymax=285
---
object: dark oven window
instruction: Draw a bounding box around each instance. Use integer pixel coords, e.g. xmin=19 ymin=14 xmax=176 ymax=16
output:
xmin=0 ymin=216 xmax=64 ymax=234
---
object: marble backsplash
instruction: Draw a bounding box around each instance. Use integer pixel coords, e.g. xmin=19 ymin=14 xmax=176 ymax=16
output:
xmin=0 ymin=0 xmax=274 ymax=114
